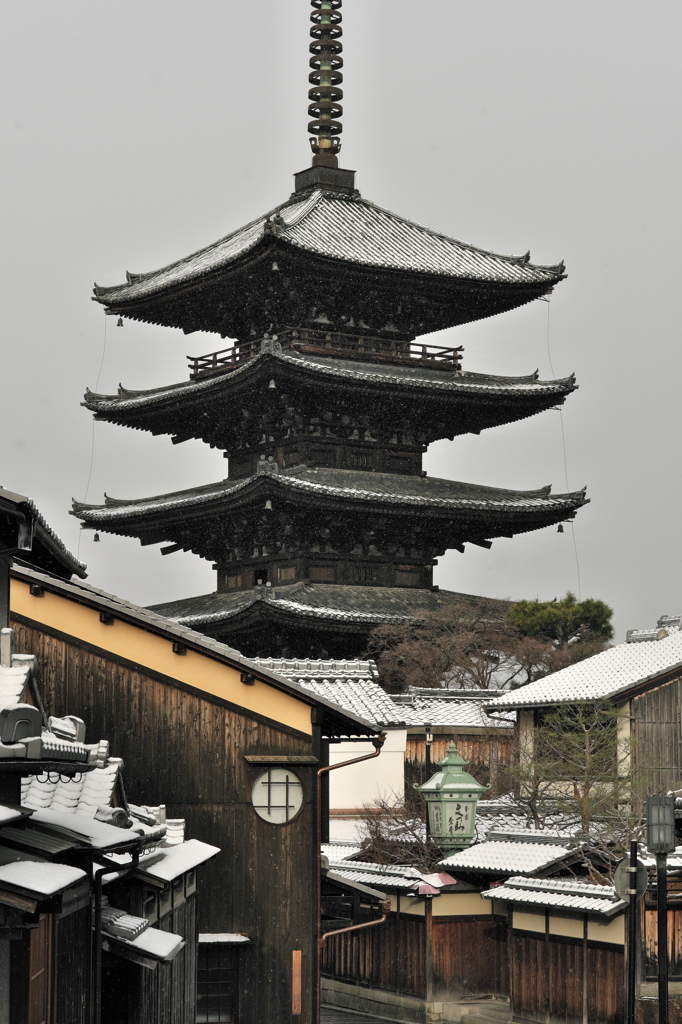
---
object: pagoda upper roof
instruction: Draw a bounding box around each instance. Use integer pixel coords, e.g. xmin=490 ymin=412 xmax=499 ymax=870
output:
xmin=92 ymin=186 xmax=565 ymax=335
xmin=82 ymin=344 xmax=576 ymax=444
xmin=149 ymin=582 xmax=510 ymax=632
xmin=72 ymin=463 xmax=586 ymax=537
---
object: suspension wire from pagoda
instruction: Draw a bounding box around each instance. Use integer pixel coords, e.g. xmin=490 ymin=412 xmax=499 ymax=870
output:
xmin=78 ymin=312 xmax=109 ymax=559
xmin=542 ymin=296 xmax=583 ymax=601
xmin=308 ymin=0 xmax=343 ymax=168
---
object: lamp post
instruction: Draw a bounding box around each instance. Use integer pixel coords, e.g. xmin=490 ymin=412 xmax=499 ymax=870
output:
xmin=424 ymin=723 xmax=433 ymax=839
xmin=647 ymin=794 xmax=676 ymax=1024
xmin=415 ymin=742 xmax=490 ymax=851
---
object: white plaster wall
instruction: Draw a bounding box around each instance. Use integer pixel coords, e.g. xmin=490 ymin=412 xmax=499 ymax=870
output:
xmin=329 ymin=729 xmax=406 ymax=810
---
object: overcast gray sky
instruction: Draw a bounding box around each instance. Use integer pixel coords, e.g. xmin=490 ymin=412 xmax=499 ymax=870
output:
xmin=1 ymin=1 xmax=680 ymax=641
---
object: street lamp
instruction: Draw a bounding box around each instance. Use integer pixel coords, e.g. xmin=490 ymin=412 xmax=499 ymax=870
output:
xmin=647 ymin=794 xmax=676 ymax=1024
xmin=415 ymin=742 xmax=489 ymax=851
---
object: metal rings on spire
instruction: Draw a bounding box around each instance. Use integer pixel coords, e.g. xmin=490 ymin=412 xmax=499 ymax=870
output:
xmin=308 ymin=0 xmax=343 ymax=167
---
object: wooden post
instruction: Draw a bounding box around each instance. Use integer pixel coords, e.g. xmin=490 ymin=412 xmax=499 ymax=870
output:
xmin=626 ymin=839 xmax=639 ymax=1024
xmin=657 ymin=853 xmax=669 ymax=1024
xmin=425 ymin=897 xmax=434 ymax=1011
xmin=0 ymin=558 xmax=10 ymax=631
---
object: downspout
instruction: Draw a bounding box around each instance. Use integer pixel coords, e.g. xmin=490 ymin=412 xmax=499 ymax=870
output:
xmin=316 ymin=732 xmax=387 ymax=1024
xmin=91 ymin=849 xmax=140 ymax=1024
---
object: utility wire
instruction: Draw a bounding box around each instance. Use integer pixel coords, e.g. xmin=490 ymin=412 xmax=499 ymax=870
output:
xmin=77 ymin=315 xmax=108 ymax=559
xmin=542 ymin=298 xmax=582 ymax=600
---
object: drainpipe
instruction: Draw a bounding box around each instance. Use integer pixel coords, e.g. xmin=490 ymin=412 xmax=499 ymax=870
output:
xmin=316 ymin=733 xmax=387 ymax=1024
xmin=91 ymin=849 xmax=140 ymax=1024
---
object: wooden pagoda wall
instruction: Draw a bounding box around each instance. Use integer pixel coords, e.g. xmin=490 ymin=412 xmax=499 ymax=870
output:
xmin=12 ymin=616 xmax=320 ymax=1024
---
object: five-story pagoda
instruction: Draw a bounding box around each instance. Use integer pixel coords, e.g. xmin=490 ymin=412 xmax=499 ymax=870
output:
xmin=74 ymin=0 xmax=587 ymax=658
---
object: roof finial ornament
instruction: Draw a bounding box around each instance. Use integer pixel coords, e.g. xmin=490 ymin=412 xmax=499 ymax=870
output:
xmin=308 ymin=0 xmax=343 ymax=168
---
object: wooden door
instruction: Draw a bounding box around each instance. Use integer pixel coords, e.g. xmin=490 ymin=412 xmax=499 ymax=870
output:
xmin=28 ymin=914 xmax=52 ymax=1024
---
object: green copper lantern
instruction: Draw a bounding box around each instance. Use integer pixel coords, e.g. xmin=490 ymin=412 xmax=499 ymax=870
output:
xmin=415 ymin=742 xmax=490 ymax=850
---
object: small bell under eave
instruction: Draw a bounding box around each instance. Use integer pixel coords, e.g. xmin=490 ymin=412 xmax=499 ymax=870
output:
xmin=116 ymin=317 xmax=123 ymax=327
xmin=93 ymin=533 xmax=100 ymax=542
xmin=557 ymin=524 xmax=564 ymax=533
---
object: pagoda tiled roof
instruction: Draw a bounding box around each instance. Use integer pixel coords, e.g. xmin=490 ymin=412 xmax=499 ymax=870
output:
xmin=93 ymin=188 xmax=565 ymax=310
xmin=83 ymin=346 xmax=576 ymax=416
xmin=149 ymin=584 xmax=509 ymax=631
xmin=72 ymin=465 xmax=587 ymax=527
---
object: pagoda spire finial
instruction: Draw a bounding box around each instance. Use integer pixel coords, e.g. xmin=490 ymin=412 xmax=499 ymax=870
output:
xmin=308 ymin=0 xmax=343 ymax=168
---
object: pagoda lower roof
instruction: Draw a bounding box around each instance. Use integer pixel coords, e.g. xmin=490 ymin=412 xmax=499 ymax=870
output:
xmin=149 ymin=582 xmax=510 ymax=632
xmin=92 ymin=187 xmax=565 ymax=334
xmin=84 ymin=344 xmax=576 ymax=431
xmin=72 ymin=464 xmax=587 ymax=538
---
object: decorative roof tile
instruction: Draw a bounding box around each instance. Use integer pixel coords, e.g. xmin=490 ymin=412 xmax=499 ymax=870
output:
xmin=485 ymin=631 xmax=682 ymax=710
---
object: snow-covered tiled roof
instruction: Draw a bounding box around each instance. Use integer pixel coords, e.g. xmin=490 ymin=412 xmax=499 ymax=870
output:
xmin=250 ymin=657 xmax=408 ymax=727
xmin=136 ymin=839 xmax=220 ymax=882
xmin=0 ymin=848 xmax=86 ymax=897
xmin=404 ymin=697 xmax=514 ymax=729
xmin=485 ymin=631 xmax=682 ymax=710
xmin=439 ymin=838 xmax=576 ymax=875
xmin=321 ymin=844 xmax=362 ymax=862
xmin=325 ymin=859 xmax=424 ymax=892
xmin=482 ymin=876 xmax=625 ymax=916
xmin=30 ymin=809 xmax=140 ymax=851
xmin=299 ymin=679 xmax=408 ymax=727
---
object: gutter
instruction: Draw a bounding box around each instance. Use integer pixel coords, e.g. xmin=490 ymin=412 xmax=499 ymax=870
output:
xmin=316 ymin=733 xmax=387 ymax=1024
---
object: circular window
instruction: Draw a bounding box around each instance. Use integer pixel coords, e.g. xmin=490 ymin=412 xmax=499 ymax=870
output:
xmin=251 ymin=768 xmax=304 ymax=824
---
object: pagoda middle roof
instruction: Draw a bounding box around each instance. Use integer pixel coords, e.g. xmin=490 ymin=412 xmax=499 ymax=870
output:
xmin=72 ymin=464 xmax=587 ymax=531
xmin=150 ymin=583 xmax=510 ymax=632
xmin=93 ymin=187 xmax=565 ymax=328
xmin=84 ymin=345 xmax=576 ymax=418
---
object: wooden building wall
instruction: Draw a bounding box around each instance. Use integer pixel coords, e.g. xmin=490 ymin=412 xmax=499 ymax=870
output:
xmin=510 ymin=930 xmax=623 ymax=1024
xmin=321 ymin=913 xmax=426 ymax=998
xmin=405 ymin=733 xmax=513 ymax=794
xmin=632 ymin=674 xmax=682 ymax=793
xmin=431 ymin=916 xmax=508 ymax=1000
xmin=12 ymin=619 xmax=320 ymax=1024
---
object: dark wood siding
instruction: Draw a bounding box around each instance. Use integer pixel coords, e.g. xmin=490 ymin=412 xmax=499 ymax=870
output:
xmin=13 ymin=620 xmax=318 ymax=1024
xmin=54 ymin=906 xmax=90 ymax=1024
xmin=633 ymin=675 xmax=682 ymax=792
xmin=431 ymin=916 xmax=508 ymax=999
xmin=321 ymin=913 xmax=426 ymax=997
xmin=511 ymin=929 xmax=622 ymax=1024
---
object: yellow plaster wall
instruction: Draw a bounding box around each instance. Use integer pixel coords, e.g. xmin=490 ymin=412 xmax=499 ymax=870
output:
xmin=549 ymin=915 xmax=584 ymax=939
xmin=432 ymin=892 xmax=492 ymax=917
xmin=588 ymin=915 xmax=625 ymax=946
xmin=11 ymin=579 xmax=312 ymax=735
xmin=513 ymin=910 xmax=545 ymax=933
xmin=399 ymin=897 xmax=426 ymax=917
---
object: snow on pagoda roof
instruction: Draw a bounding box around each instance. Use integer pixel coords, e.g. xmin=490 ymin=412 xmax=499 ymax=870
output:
xmin=72 ymin=464 xmax=587 ymax=524
xmin=151 ymin=584 xmax=507 ymax=631
xmin=485 ymin=630 xmax=682 ymax=711
xmin=83 ymin=345 xmax=576 ymax=415
xmin=93 ymin=188 xmax=565 ymax=308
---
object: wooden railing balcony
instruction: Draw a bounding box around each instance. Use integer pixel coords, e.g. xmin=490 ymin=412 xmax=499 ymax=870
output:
xmin=188 ymin=329 xmax=463 ymax=380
